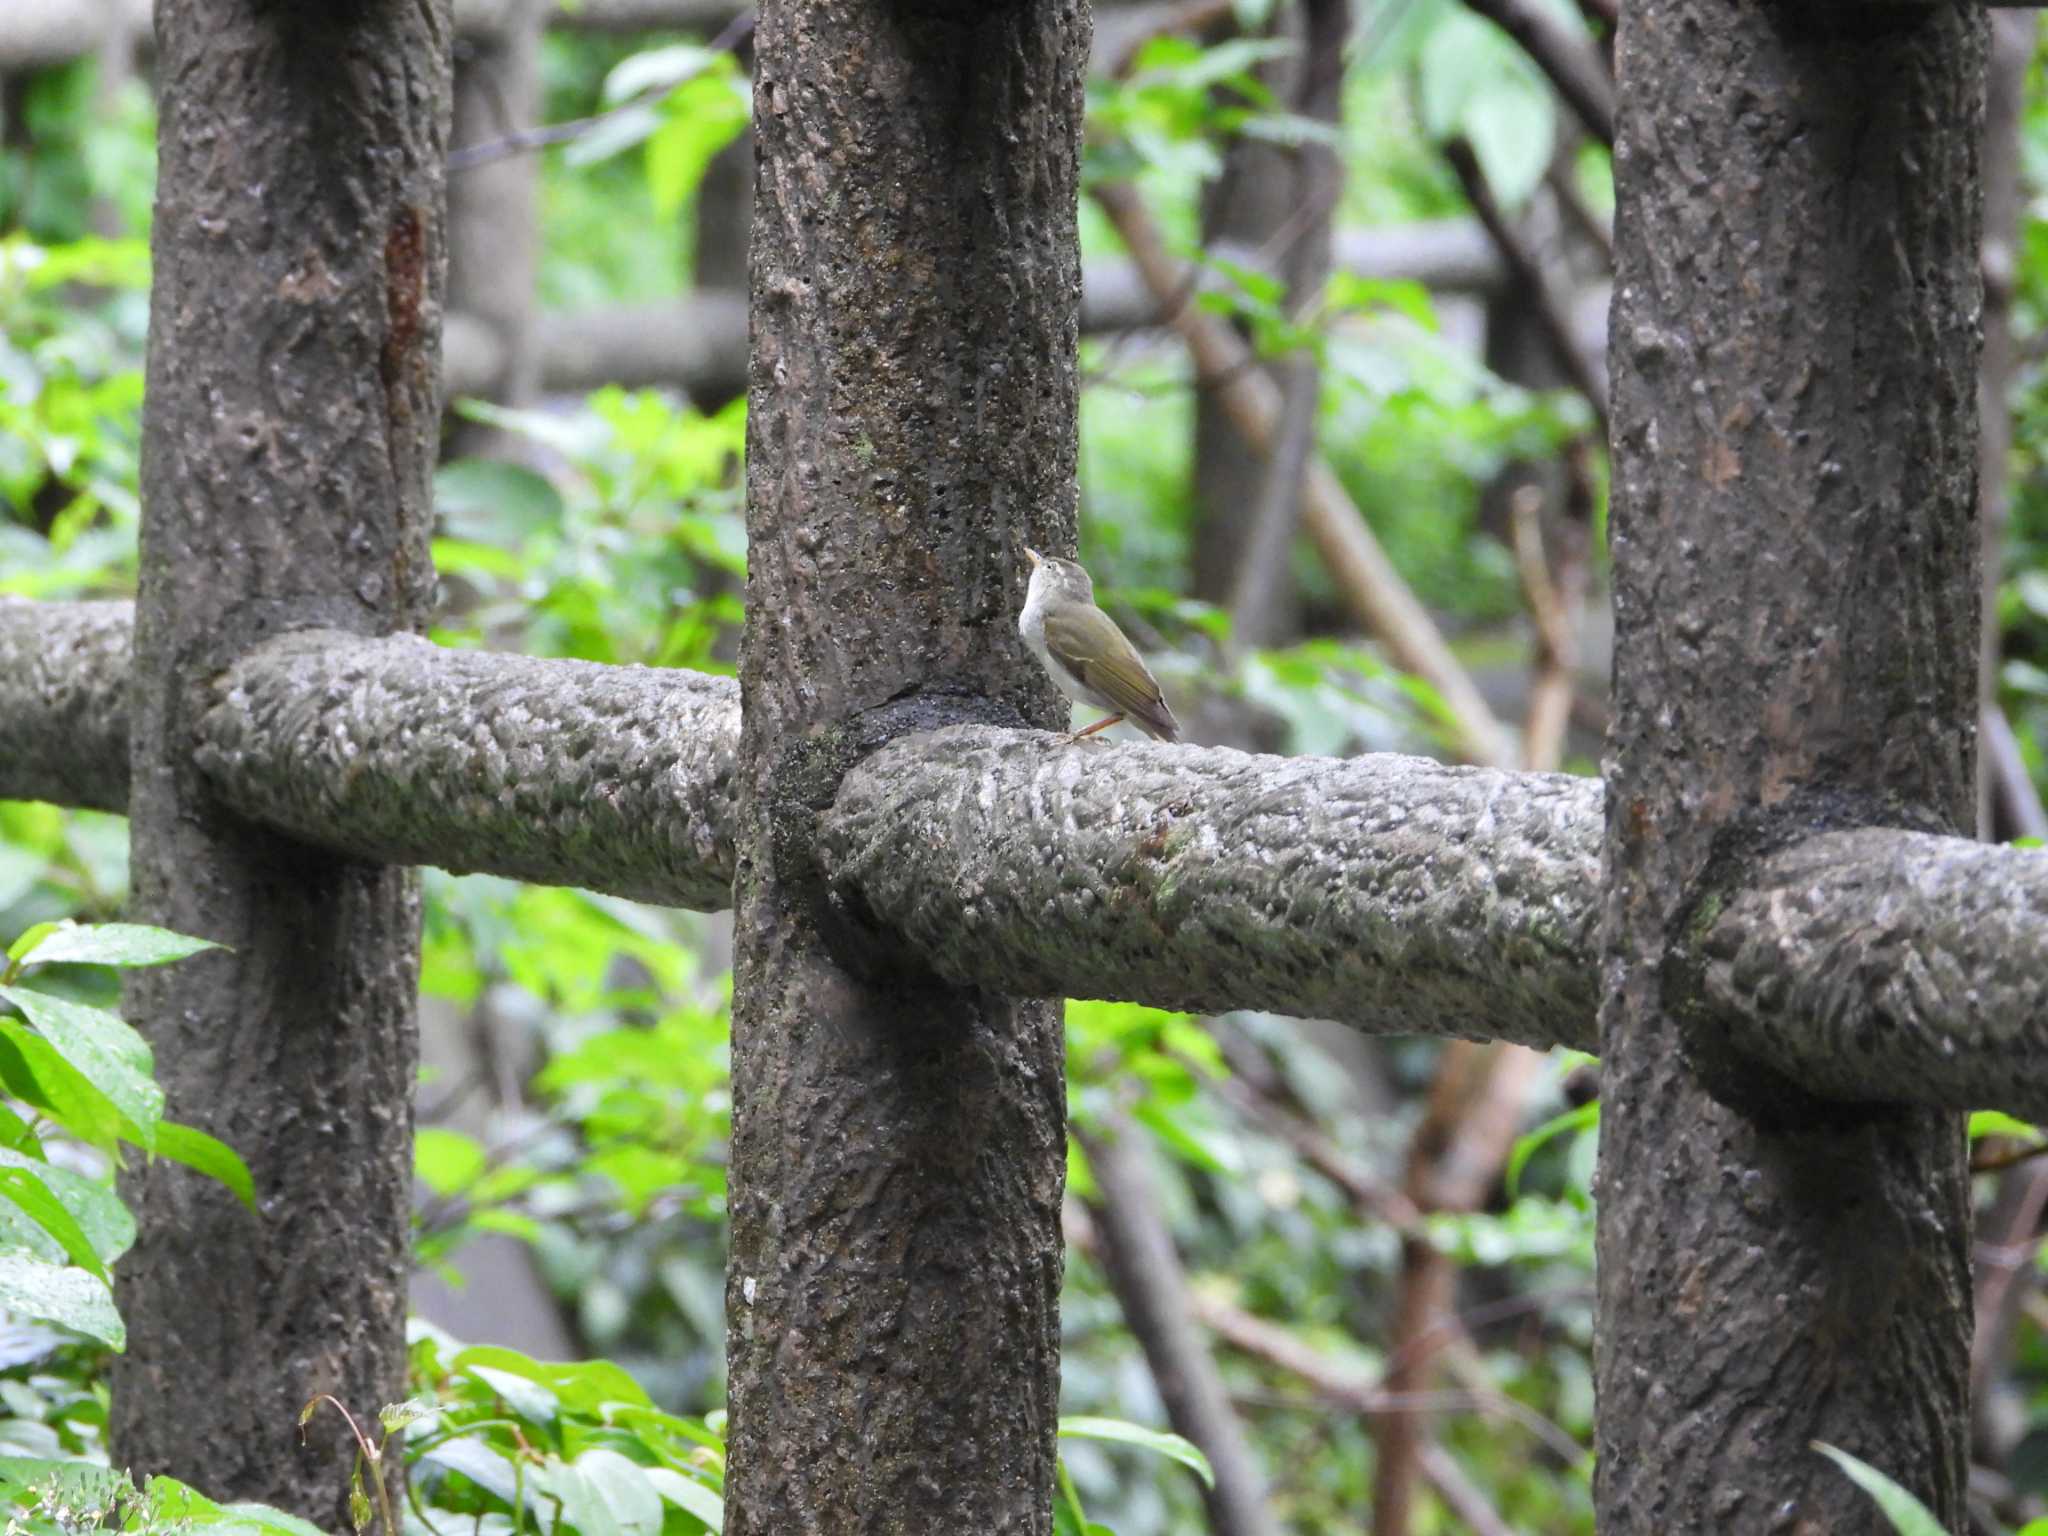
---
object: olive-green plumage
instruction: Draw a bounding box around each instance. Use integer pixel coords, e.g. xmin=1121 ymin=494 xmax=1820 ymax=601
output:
xmin=1018 ymin=548 xmax=1181 ymax=742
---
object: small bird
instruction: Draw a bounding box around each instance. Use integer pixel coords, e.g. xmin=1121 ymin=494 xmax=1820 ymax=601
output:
xmin=1018 ymin=547 xmax=1181 ymax=743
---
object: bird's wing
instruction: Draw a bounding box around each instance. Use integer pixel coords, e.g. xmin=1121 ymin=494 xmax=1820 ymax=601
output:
xmin=1042 ymin=604 xmax=1181 ymax=742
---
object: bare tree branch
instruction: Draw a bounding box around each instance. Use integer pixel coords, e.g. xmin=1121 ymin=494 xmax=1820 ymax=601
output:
xmin=1457 ymin=0 xmax=1614 ymax=146
xmin=440 ymin=224 xmax=1512 ymax=405
xmin=1225 ymin=0 xmax=1347 ymax=652
xmin=1984 ymin=706 xmax=2048 ymax=843
xmin=1091 ymin=176 xmax=1521 ymax=769
xmin=1444 ymin=137 xmax=1609 ymax=435
xmin=1074 ymin=1122 xmax=1283 ymax=1536
xmin=1371 ymin=1042 xmax=1547 ymax=1536
xmin=1510 ymin=484 xmax=1585 ymax=776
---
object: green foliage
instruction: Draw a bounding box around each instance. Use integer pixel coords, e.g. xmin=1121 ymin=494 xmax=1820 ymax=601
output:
xmin=0 ymin=924 xmax=284 ymax=1534
xmin=536 ymin=30 xmax=748 ymax=303
xmin=1812 ymin=1443 xmax=1949 ymax=1536
xmin=0 ymin=922 xmax=250 ymax=1359
xmin=0 ymin=62 xmax=156 ymax=242
xmin=434 ymin=391 xmax=744 ymax=669
xmin=1414 ymin=6 xmax=1557 ymax=208
xmin=0 ymin=234 xmax=150 ymax=600
xmin=1056 ymin=1418 xmax=1213 ymax=1536
xmin=0 ymin=1460 xmax=324 ymax=1536
xmin=1086 ymin=36 xmax=1308 ymax=187
xmin=565 ymin=46 xmax=751 ymax=220
xmin=2000 ymin=31 xmax=2048 ymax=814
xmin=304 ymin=1332 xmax=727 ymax=1536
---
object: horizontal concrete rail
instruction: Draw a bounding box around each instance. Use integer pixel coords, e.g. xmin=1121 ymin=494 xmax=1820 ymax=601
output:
xmin=441 ymin=224 xmax=1515 ymax=404
xmin=5 ymin=599 xmax=2048 ymax=1121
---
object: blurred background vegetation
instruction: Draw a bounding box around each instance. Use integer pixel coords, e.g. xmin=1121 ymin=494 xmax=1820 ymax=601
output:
xmin=0 ymin=3 xmax=2044 ymax=1532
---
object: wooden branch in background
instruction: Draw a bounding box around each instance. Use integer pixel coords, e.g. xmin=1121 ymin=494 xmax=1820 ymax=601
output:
xmin=1225 ymin=0 xmax=1348 ymax=653
xmin=1370 ymin=1041 xmax=1549 ymax=1536
xmin=1457 ymin=0 xmax=1615 ymax=146
xmin=1092 ymin=176 xmax=1522 ymax=769
xmin=1985 ymin=706 xmax=2048 ymax=844
xmin=1190 ymin=1284 xmax=1577 ymax=1515
xmin=1072 ymin=1126 xmax=1285 ymax=1536
xmin=1511 ymin=484 xmax=1586 ymax=775
xmin=1445 ymin=137 xmax=1610 ymax=437
xmin=438 ymin=224 xmax=1513 ymax=407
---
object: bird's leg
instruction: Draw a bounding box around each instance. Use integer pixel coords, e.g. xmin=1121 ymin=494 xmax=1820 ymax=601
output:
xmin=1065 ymin=713 xmax=1125 ymax=743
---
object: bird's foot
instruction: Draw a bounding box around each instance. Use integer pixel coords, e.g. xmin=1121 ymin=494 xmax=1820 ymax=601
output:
xmin=1064 ymin=714 xmax=1125 ymax=743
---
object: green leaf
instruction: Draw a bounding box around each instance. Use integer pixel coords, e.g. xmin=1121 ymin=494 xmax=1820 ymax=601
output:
xmin=415 ymin=1127 xmax=487 ymax=1197
xmin=1131 ymin=1099 xmax=1229 ymax=1176
xmin=5 ymin=925 xmax=62 ymax=968
xmin=0 ymin=1254 xmax=121 ymax=1348
xmin=348 ymin=1470 xmax=372 ymax=1533
xmin=434 ymin=458 xmax=565 ymax=543
xmin=1058 ymin=1416 xmax=1214 ymax=1490
xmin=644 ymin=1468 xmax=723 ymax=1532
xmin=539 ymin=1458 xmax=619 ymax=1536
xmin=1054 ymin=1460 xmax=1093 ymax=1536
xmin=145 ymin=1476 xmax=334 ymax=1536
xmin=464 ymin=1362 xmax=558 ymax=1425
xmin=0 ymin=1019 xmax=128 ymax=1150
xmin=645 ymin=75 xmax=751 ymax=217
xmin=0 ymin=1149 xmax=134 ymax=1266
xmin=601 ymin=43 xmax=723 ymax=105
xmin=452 ymin=1345 xmax=654 ymax=1414
xmin=14 ymin=922 xmax=220 ymax=970
xmin=380 ymin=1395 xmax=441 ymax=1433
xmin=0 ymin=1163 xmax=108 ymax=1281
xmin=0 ymin=1456 xmax=128 ymax=1506
xmin=1811 ymin=1443 xmax=1946 ymax=1536
xmin=568 ymin=1449 xmax=664 ymax=1536
xmin=1506 ymin=1099 xmax=1601 ymax=1198
xmin=218 ymin=1503 xmax=334 ymax=1536
xmin=0 ymin=1101 xmax=43 ymax=1159
xmin=1969 ymin=1109 xmax=2038 ymax=1141
xmin=419 ymin=1437 xmax=532 ymax=1513
xmin=0 ymin=984 xmax=163 ymax=1145
xmin=155 ymin=1121 xmax=257 ymax=1211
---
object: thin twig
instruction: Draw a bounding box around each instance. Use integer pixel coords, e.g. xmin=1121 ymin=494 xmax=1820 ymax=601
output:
xmin=1973 ymin=1137 xmax=2048 ymax=1176
xmin=1510 ymin=485 xmax=1582 ymax=774
xmin=1091 ymin=176 xmax=1518 ymax=767
xmin=1207 ymin=1069 xmax=1421 ymax=1231
xmin=1193 ymin=1296 xmax=1589 ymax=1468
xmin=1418 ymin=1441 xmax=1520 ymax=1536
xmin=1226 ymin=0 xmax=1348 ymax=652
xmin=1984 ymin=705 xmax=2048 ymax=842
xmin=1371 ymin=1042 xmax=1549 ymax=1536
xmin=1444 ymin=137 xmax=1609 ymax=437
xmin=1068 ymin=1132 xmax=1284 ymax=1536
xmin=1457 ymin=0 xmax=1614 ymax=146
xmin=1544 ymin=153 xmax=1614 ymax=271
xmin=1971 ymin=1159 xmax=2048 ymax=1441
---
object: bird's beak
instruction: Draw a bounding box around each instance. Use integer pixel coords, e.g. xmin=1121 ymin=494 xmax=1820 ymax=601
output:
xmin=1023 ymin=547 xmax=1041 ymax=568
